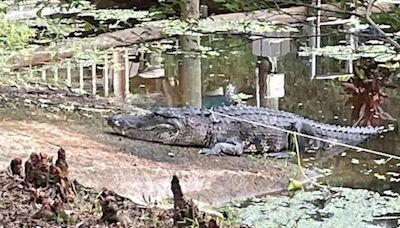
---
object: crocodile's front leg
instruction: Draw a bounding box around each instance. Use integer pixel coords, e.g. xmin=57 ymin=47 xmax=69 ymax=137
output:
xmin=200 ymin=138 xmax=244 ymax=156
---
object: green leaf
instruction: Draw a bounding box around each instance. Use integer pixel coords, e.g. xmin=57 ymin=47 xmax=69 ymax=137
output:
xmin=355 ymin=68 xmax=365 ymax=79
xmin=288 ymin=178 xmax=303 ymax=192
xmin=338 ymin=75 xmax=351 ymax=81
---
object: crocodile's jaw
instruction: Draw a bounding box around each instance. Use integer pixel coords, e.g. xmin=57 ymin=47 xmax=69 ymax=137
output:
xmin=108 ymin=114 xmax=179 ymax=144
xmin=108 ymin=114 xmax=209 ymax=146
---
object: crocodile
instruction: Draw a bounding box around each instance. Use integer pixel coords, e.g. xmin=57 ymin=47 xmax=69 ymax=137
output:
xmin=107 ymin=105 xmax=385 ymax=157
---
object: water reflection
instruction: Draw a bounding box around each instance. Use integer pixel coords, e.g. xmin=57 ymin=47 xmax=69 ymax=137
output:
xmin=131 ymin=35 xmax=400 ymax=193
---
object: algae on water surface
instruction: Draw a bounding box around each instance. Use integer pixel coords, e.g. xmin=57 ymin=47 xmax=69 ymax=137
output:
xmin=236 ymin=187 xmax=400 ymax=228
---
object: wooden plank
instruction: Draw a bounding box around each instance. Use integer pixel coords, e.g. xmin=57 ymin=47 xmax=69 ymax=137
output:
xmin=211 ymin=6 xmax=308 ymax=23
xmin=210 ymin=2 xmax=393 ymax=23
xmin=8 ymin=26 xmax=162 ymax=69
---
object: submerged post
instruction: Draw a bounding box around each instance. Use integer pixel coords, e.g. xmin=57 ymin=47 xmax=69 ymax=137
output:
xmin=66 ymin=60 xmax=72 ymax=86
xmin=124 ymin=48 xmax=130 ymax=96
xmin=104 ymin=54 xmax=109 ymax=97
xmin=309 ymin=18 xmax=317 ymax=79
xmin=41 ymin=69 xmax=46 ymax=81
xmin=92 ymin=64 xmax=97 ymax=95
xmin=179 ymin=0 xmax=202 ymax=107
xmin=259 ymin=57 xmax=279 ymax=109
xmin=54 ymin=66 xmax=58 ymax=84
xmin=79 ymin=61 xmax=84 ymax=91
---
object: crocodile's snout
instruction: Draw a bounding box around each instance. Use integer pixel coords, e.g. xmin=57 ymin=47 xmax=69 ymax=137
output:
xmin=108 ymin=115 xmax=123 ymax=128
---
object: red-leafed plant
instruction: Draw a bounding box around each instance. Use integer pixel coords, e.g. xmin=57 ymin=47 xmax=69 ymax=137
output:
xmin=343 ymin=58 xmax=396 ymax=126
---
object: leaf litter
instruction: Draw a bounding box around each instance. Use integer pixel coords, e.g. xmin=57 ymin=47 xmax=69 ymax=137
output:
xmin=0 ymin=148 xmax=232 ymax=227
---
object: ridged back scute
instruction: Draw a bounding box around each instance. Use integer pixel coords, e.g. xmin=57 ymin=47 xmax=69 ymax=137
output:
xmin=154 ymin=107 xmax=211 ymax=118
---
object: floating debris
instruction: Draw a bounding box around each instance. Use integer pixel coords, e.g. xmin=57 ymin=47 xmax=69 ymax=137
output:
xmin=351 ymin=158 xmax=360 ymax=164
xmin=389 ymin=177 xmax=400 ymax=182
xmin=373 ymin=173 xmax=386 ymax=180
xmin=386 ymin=171 xmax=400 ymax=177
xmin=374 ymin=159 xmax=387 ymax=165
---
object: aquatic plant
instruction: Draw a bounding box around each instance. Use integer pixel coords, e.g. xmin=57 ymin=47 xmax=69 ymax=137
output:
xmin=343 ymin=58 xmax=396 ymax=126
xmin=236 ymin=187 xmax=400 ymax=227
xmin=0 ymin=16 xmax=36 ymax=50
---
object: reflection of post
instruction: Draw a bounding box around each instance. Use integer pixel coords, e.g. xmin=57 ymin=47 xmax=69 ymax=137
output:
xmin=179 ymin=0 xmax=201 ymax=108
xmin=258 ymin=57 xmax=278 ymax=109
xmin=347 ymin=14 xmax=356 ymax=75
xmin=309 ymin=19 xmax=317 ymax=79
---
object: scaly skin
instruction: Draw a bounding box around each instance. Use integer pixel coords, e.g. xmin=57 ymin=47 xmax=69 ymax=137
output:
xmin=107 ymin=105 xmax=385 ymax=156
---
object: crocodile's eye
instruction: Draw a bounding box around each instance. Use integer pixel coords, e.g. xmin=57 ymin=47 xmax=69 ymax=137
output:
xmin=114 ymin=119 xmax=121 ymax=126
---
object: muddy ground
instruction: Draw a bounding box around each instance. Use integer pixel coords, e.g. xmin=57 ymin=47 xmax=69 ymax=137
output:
xmin=0 ymin=82 xmax=318 ymax=207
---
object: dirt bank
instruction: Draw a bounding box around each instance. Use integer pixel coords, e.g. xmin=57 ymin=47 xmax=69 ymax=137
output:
xmin=0 ymin=83 xmax=317 ymax=206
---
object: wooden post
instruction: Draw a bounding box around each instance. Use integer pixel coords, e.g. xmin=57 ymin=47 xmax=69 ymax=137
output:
xmin=54 ymin=67 xmax=58 ymax=84
xmin=179 ymin=0 xmax=202 ymax=107
xmin=124 ymin=48 xmax=130 ymax=96
xmin=200 ymin=5 xmax=208 ymax=18
xmin=66 ymin=60 xmax=72 ymax=86
xmin=259 ymin=57 xmax=278 ymax=109
xmin=41 ymin=69 xmax=46 ymax=81
xmin=255 ymin=67 xmax=260 ymax=107
xmin=315 ymin=0 xmax=321 ymax=49
xmin=112 ymin=50 xmax=124 ymax=101
xmin=92 ymin=64 xmax=97 ymax=95
xmin=79 ymin=61 xmax=84 ymax=91
xmin=104 ymin=54 xmax=109 ymax=97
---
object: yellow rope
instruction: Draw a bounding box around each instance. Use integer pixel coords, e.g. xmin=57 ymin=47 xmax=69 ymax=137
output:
xmin=211 ymin=111 xmax=400 ymax=161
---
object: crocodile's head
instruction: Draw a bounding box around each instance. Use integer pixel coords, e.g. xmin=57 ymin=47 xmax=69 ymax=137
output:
xmin=108 ymin=110 xmax=212 ymax=146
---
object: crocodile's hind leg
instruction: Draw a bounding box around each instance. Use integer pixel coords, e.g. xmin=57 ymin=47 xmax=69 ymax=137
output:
xmin=199 ymin=138 xmax=244 ymax=156
xmin=291 ymin=121 xmax=318 ymax=153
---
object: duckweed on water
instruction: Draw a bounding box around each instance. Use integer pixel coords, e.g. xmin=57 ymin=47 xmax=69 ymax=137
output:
xmin=235 ymin=187 xmax=400 ymax=227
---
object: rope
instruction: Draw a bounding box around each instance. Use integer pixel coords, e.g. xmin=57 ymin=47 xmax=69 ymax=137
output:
xmin=210 ymin=111 xmax=400 ymax=161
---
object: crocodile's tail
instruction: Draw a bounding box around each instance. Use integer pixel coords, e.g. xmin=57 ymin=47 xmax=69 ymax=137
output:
xmin=308 ymin=121 xmax=385 ymax=140
xmin=293 ymin=120 xmax=387 ymax=152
